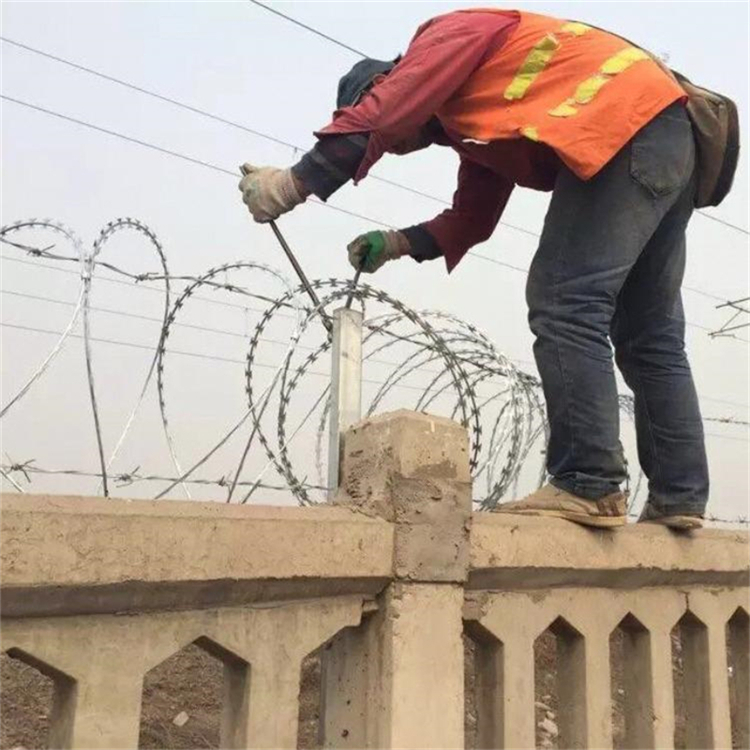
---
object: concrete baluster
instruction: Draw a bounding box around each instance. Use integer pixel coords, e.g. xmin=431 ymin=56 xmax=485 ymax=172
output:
xmin=463 ymin=595 xmax=537 ymax=750
xmin=498 ymin=631 xmax=536 ymax=749
xmin=703 ymin=615 xmax=733 ymax=750
xmin=619 ymin=618 xmax=655 ymax=750
xmin=71 ymin=673 xmax=143 ymax=749
xmin=221 ymin=653 xmax=252 ymax=750
xmin=463 ymin=618 xmax=504 ymax=750
xmin=244 ymin=649 xmax=302 ymax=749
xmin=238 ymin=598 xmax=364 ymax=749
xmin=645 ymin=627 xmax=677 ymax=749
xmin=727 ymin=607 xmax=749 ymax=749
xmin=678 ymin=612 xmax=714 ymax=749
xmin=554 ymin=618 xmax=587 ymax=750
xmin=686 ymin=592 xmax=739 ymax=750
xmin=581 ymin=624 xmax=613 ymax=750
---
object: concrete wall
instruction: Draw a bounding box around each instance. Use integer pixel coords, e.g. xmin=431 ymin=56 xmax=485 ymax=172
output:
xmin=1 ymin=410 xmax=748 ymax=749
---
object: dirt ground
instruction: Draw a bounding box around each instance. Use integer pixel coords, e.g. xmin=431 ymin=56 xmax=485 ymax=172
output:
xmin=0 ymin=626 xmax=738 ymax=749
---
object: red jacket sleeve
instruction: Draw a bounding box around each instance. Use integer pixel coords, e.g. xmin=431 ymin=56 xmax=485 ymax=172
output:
xmin=422 ymin=158 xmax=514 ymax=273
xmin=314 ymin=10 xmax=519 ymax=182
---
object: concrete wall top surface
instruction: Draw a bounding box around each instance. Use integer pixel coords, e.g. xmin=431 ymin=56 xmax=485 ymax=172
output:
xmin=470 ymin=513 xmax=749 ymax=589
xmin=2 ymin=491 xmax=748 ymax=617
xmin=0 ymin=493 xmax=394 ymax=617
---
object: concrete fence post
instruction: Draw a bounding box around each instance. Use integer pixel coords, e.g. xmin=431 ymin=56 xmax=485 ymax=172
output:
xmin=327 ymin=307 xmax=363 ymax=498
xmin=323 ymin=410 xmax=472 ymax=749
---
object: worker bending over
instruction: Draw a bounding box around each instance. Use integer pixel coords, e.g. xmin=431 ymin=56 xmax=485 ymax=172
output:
xmin=240 ymin=8 xmax=738 ymax=530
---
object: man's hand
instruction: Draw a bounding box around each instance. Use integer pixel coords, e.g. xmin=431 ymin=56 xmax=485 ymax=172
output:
xmin=347 ymin=230 xmax=410 ymax=273
xmin=238 ymin=163 xmax=306 ymax=223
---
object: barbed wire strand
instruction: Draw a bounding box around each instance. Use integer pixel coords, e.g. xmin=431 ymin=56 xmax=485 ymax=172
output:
xmin=0 ymin=222 xmax=87 ymax=418
xmin=2 ymin=217 xmax=749 ymax=515
xmin=0 ymin=220 xmax=746 ymax=428
xmin=2 ymin=460 xmax=747 ymax=528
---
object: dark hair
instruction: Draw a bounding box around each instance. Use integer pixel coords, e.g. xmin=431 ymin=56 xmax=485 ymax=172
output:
xmin=336 ymin=57 xmax=401 ymax=109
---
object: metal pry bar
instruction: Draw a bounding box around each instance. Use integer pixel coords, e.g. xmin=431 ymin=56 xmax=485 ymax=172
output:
xmin=345 ymin=262 xmax=364 ymax=310
xmin=239 ymin=165 xmax=332 ymax=333
xmin=267 ymin=220 xmax=332 ymax=333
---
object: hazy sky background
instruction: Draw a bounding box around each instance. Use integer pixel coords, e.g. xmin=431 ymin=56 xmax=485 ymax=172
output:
xmin=1 ymin=1 xmax=748 ymax=518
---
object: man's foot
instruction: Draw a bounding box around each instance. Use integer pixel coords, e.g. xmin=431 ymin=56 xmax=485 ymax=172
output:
xmin=495 ymin=484 xmax=627 ymax=528
xmin=637 ymin=503 xmax=703 ymax=530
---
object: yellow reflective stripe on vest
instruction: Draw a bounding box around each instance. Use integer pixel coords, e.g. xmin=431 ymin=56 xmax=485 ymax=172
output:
xmin=560 ymin=21 xmax=591 ymax=36
xmin=573 ymin=73 xmax=609 ymax=104
xmin=504 ymin=22 xmax=592 ymax=101
xmin=548 ymin=46 xmax=651 ymax=117
xmin=601 ymin=46 xmax=650 ymax=74
xmin=504 ymin=34 xmax=560 ymax=101
xmin=548 ymin=101 xmax=578 ymax=118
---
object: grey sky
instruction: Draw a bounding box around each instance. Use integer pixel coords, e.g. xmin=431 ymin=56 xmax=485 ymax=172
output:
xmin=1 ymin=1 xmax=748 ymax=517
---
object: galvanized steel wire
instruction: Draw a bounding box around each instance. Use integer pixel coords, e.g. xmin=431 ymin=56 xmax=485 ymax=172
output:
xmin=1 ymin=217 xmax=747 ymax=521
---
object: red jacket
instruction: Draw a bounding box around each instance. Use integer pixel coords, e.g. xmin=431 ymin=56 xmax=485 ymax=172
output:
xmin=314 ymin=10 xmax=680 ymax=271
xmin=317 ymin=10 xmax=526 ymax=271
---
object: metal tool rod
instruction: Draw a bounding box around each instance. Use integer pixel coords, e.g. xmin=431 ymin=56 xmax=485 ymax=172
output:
xmin=239 ymin=165 xmax=331 ymax=332
xmin=327 ymin=306 xmax=363 ymax=498
xmin=268 ymin=220 xmax=332 ymax=333
xmin=344 ymin=265 xmax=363 ymax=310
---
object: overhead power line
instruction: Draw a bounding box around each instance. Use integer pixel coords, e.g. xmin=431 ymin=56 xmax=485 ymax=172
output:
xmin=0 ymin=320 xmax=491 ymax=397
xmin=3 ymin=319 xmax=747 ymax=438
xmin=247 ymin=1 xmax=368 ymax=58
xmin=4 ymin=93 xmax=747 ymax=319
xmin=2 ymin=275 xmax=746 ymax=410
xmin=2 ymin=94 xmax=237 ymax=176
xmin=0 ymin=36 xmax=299 ymax=150
xmin=243 ymin=4 xmax=749 ymax=237
xmin=0 ymin=95 xmax=395 ymax=229
xmin=696 ymin=211 xmax=750 ymax=235
xmin=3 ymin=36 xmax=748 ymax=239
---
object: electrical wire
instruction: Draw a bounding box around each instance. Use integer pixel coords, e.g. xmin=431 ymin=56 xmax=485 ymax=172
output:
xmin=3 ymin=35 xmax=748 ymax=240
xmin=3 ymin=93 xmax=746 ymax=322
xmin=0 ymin=321 xmax=479 ymax=396
xmin=246 ymin=0 xmax=369 ymax=57
xmin=242 ymin=4 xmax=749 ymax=237
xmin=2 ymin=318 xmax=746 ymax=436
xmin=0 ymin=37 xmax=538 ymax=240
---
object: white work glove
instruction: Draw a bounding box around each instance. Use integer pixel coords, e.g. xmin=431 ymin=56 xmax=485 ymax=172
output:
xmin=238 ymin=163 xmax=306 ymax=223
xmin=347 ymin=230 xmax=411 ymax=273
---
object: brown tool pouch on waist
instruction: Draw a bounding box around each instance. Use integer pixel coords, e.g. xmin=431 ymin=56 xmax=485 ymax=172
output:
xmin=558 ymin=22 xmax=739 ymax=207
xmin=662 ymin=68 xmax=740 ymax=208
xmin=580 ymin=20 xmax=740 ymax=208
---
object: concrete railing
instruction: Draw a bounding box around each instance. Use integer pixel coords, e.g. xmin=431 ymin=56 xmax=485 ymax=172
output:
xmin=1 ymin=410 xmax=748 ymax=749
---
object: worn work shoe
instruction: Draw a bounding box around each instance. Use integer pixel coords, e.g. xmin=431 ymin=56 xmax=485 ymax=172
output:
xmin=495 ymin=483 xmax=627 ymax=528
xmin=637 ymin=502 xmax=703 ymax=530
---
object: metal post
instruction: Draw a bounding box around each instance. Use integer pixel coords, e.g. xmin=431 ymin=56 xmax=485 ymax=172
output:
xmin=328 ymin=307 xmax=363 ymax=498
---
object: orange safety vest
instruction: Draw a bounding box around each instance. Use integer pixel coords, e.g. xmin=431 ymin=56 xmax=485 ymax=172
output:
xmin=437 ymin=10 xmax=686 ymax=180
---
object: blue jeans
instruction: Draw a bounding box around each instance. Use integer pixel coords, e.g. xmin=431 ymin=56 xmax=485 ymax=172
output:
xmin=527 ymin=103 xmax=709 ymax=515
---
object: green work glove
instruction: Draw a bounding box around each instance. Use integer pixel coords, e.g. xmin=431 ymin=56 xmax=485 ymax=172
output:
xmin=347 ymin=230 xmax=410 ymax=273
